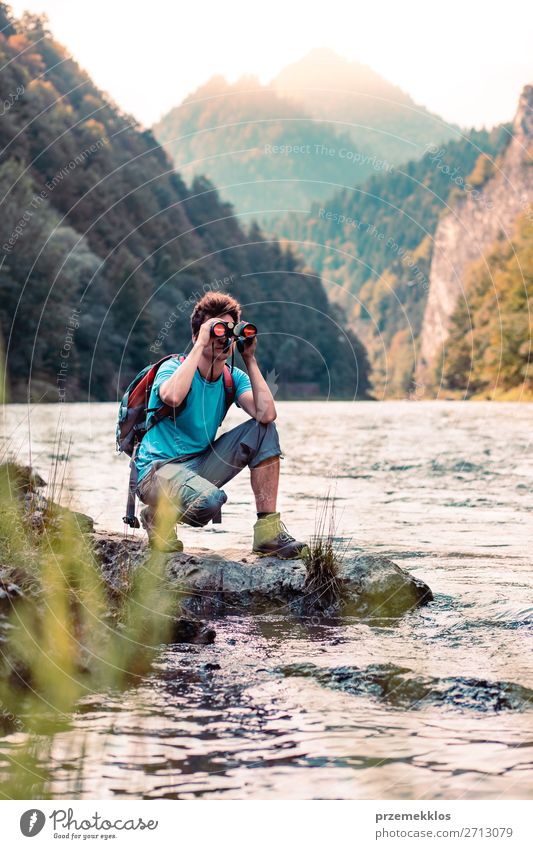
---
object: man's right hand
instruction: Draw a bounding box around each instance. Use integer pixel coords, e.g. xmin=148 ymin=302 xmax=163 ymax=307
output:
xmin=160 ymin=321 xmax=213 ymax=405
xmin=193 ymin=318 xmax=216 ymax=350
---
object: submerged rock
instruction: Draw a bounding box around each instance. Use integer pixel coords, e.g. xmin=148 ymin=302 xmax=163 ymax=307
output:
xmin=279 ymin=662 xmax=533 ymax=712
xmin=171 ymin=616 xmax=216 ymax=645
xmin=92 ymin=534 xmax=433 ymax=619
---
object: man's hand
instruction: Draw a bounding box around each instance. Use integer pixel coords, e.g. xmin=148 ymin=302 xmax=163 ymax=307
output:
xmin=194 ymin=318 xmax=216 ymax=350
xmin=239 ymin=336 xmax=257 ymax=362
xmin=238 ymin=334 xmax=276 ymax=424
xmin=159 ymin=318 xmax=215 ymax=406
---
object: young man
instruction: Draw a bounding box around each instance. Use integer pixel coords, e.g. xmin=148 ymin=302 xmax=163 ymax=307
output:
xmin=135 ymin=291 xmax=308 ymax=558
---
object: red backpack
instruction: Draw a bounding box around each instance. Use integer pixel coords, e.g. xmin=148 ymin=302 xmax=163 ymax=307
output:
xmin=116 ymin=353 xmax=235 ymax=527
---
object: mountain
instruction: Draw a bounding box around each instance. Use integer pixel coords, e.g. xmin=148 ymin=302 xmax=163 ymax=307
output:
xmin=419 ymin=84 xmax=533 ymax=390
xmin=273 ymin=48 xmax=457 ymax=162
xmin=153 ymin=52 xmax=457 ymax=226
xmin=153 ymin=74 xmax=390 ymax=225
xmin=277 ymin=124 xmax=510 ymax=395
xmin=0 ymin=4 xmax=370 ymax=402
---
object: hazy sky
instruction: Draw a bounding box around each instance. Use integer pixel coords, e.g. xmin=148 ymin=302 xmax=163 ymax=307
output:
xmin=8 ymin=0 xmax=533 ymax=129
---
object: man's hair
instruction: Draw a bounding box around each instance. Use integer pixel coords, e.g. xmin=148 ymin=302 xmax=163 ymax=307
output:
xmin=190 ymin=291 xmax=241 ymax=337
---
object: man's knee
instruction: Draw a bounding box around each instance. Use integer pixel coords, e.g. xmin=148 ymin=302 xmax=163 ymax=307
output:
xmin=259 ymin=420 xmax=278 ymax=438
xmin=179 ymin=484 xmax=227 ymax=527
xmin=149 ymin=465 xmax=228 ymax=528
xmin=246 ymin=420 xmax=281 ymax=466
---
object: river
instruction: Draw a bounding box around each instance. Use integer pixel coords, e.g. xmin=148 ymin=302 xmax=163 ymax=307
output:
xmin=1 ymin=401 xmax=532 ymax=799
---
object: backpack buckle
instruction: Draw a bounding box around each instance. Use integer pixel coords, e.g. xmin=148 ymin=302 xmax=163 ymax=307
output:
xmin=123 ymin=515 xmax=140 ymax=528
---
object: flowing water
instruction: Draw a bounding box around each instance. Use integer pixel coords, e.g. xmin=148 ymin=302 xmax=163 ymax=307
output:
xmin=1 ymin=401 xmax=532 ymax=799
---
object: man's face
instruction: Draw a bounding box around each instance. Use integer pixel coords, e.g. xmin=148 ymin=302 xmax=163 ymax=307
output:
xmin=195 ymin=312 xmax=236 ymax=360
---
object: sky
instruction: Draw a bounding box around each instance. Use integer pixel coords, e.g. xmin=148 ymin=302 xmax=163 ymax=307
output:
xmin=8 ymin=0 xmax=533 ymax=129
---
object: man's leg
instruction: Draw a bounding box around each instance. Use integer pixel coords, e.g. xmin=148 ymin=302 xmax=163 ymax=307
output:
xmin=154 ymin=461 xmax=228 ymax=528
xmin=193 ymin=418 xmax=282 ymax=489
xmin=251 ymin=455 xmax=279 ymax=513
xmin=137 ymin=459 xmax=227 ymax=550
xmin=137 ymin=465 xmax=184 ymax=551
xmin=136 ymin=420 xmax=274 ymax=550
xmin=195 ymin=419 xmax=308 ymax=559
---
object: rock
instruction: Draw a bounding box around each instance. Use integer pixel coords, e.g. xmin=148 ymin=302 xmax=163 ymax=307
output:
xmin=2 ymin=462 xmax=93 ymax=534
xmin=419 ymin=84 xmax=533 ymax=379
xmin=166 ymin=548 xmax=308 ymax=615
xmin=171 ymin=616 xmax=216 ymax=645
xmin=69 ymin=510 xmax=95 ymax=533
xmin=49 ymin=507 xmax=95 ymax=534
xmin=1 ymin=463 xmax=46 ymax=494
xmin=92 ymin=533 xmax=433 ymax=619
xmin=0 ymin=579 xmax=24 ymax=610
xmin=92 ymin=536 xmax=143 ymax=600
xmin=29 ymin=509 xmax=45 ymax=530
xmin=167 ymin=548 xmax=432 ymax=618
xmin=279 ymin=662 xmax=533 ymax=712
xmin=341 ymin=553 xmax=433 ymax=618
xmin=24 ymin=492 xmax=48 ymax=511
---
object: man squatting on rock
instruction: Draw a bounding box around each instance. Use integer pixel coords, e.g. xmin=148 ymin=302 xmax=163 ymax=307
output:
xmin=136 ymin=291 xmax=308 ymax=558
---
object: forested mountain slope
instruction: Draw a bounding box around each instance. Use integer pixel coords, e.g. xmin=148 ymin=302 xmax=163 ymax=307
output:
xmin=0 ymin=5 xmax=370 ymax=401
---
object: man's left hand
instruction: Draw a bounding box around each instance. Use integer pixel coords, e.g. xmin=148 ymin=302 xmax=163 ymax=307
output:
xmin=239 ymin=336 xmax=257 ymax=362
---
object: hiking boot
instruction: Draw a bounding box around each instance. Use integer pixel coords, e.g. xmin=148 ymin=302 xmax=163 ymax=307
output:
xmin=140 ymin=506 xmax=184 ymax=553
xmin=252 ymin=512 xmax=309 ymax=560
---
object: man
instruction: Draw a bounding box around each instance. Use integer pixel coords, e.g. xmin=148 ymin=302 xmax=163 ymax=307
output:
xmin=135 ymin=291 xmax=308 ymax=558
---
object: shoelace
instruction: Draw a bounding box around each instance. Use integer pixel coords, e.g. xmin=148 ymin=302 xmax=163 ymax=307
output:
xmin=278 ymin=521 xmax=296 ymax=543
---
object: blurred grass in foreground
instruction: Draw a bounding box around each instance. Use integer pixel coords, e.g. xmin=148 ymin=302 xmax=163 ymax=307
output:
xmin=0 ymin=447 xmax=181 ymax=798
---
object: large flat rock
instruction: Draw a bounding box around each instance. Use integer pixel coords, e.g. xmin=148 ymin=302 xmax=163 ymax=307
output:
xmin=93 ymin=534 xmax=433 ymax=619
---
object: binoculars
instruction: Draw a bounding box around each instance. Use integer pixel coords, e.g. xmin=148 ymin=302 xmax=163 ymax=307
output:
xmin=210 ymin=320 xmax=257 ymax=352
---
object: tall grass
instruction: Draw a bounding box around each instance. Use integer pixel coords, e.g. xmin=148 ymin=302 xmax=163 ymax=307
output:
xmin=0 ymin=446 xmax=181 ymax=798
xmin=302 ymin=490 xmax=348 ymax=613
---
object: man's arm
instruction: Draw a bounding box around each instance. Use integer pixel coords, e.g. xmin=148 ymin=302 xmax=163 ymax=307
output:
xmin=238 ymin=340 xmax=277 ymax=424
xmin=159 ymin=319 xmax=212 ymax=406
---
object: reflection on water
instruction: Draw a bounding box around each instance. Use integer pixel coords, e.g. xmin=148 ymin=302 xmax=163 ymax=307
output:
xmin=1 ymin=402 xmax=532 ymax=798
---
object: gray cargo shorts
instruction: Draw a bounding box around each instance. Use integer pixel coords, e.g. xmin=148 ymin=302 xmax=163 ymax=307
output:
xmin=136 ymin=418 xmax=281 ymax=527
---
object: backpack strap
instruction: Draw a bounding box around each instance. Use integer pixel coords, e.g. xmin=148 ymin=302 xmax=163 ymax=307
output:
xmin=222 ymin=363 xmax=236 ymax=413
xmin=123 ymin=446 xmax=140 ymax=528
xmin=123 ymin=354 xmax=182 ymax=527
xmin=143 ymin=354 xmax=187 ymax=434
xmin=144 ymin=401 xmax=175 ymax=433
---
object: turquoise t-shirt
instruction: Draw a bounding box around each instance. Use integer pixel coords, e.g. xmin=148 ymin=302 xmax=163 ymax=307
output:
xmin=135 ymin=357 xmax=252 ymax=482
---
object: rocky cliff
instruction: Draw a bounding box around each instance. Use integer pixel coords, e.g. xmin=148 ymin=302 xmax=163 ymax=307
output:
xmin=418 ymin=85 xmax=533 ymax=383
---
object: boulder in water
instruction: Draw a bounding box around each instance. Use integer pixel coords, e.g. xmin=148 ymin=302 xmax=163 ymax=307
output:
xmin=93 ymin=534 xmax=433 ymax=619
xmin=279 ymin=662 xmax=533 ymax=712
